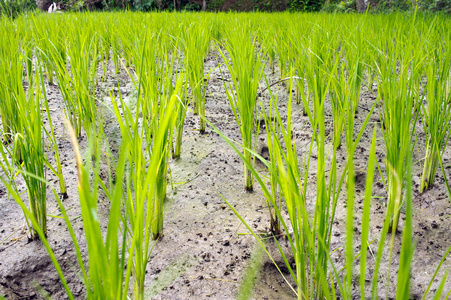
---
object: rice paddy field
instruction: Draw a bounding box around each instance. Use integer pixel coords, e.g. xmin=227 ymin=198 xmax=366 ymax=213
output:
xmin=1 ymin=11 xmax=451 ymax=300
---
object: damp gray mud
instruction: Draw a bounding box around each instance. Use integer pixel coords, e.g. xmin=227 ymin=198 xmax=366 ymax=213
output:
xmin=1 ymin=49 xmax=451 ymax=300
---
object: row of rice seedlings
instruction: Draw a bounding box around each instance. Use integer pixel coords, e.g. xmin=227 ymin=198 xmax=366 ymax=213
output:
xmin=218 ymin=23 xmax=266 ymax=192
xmin=0 ymin=25 xmax=42 ymax=238
xmin=110 ymin=27 xmax=181 ymax=294
xmin=217 ymin=62 xmax=450 ymax=300
xmin=181 ymin=21 xmax=211 ymax=133
xmin=214 ymin=65 xmax=343 ymax=297
xmin=2 ymin=11 xmax=451 ymax=297
xmin=0 ymin=24 xmax=68 ymax=238
xmin=0 ymin=64 xmax=179 ymax=299
xmin=126 ymin=27 xmax=180 ymax=240
xmin=148 ymin=48 xmax=179 ymax=241
xmin=0 ymin=60 xmax=47 ymax=240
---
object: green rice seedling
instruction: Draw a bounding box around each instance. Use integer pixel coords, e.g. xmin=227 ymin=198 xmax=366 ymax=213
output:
xmin=111 ymin=75 xmax=179 ymax=298
xmin=111 ymin=88 xmax=148 ymax=297
xmin=288 ymin=32 xmax=308 ymax=111
xmin=148 ymin=49 xmax=180 ymax=241
xmin=0 ymin=24 xmax=25 ymax=143
xmin=330 ymin=65 xmax=347 ymax=149
xmin=300 ymin=26 xmax=337 ymax=126
xmin=15 ymin=70 xmax=47 ymax=240
xmin=128 ymin=30 xmax=179 ymax=242
xmin=274 ymin=26 xmax=289 ymax=81
xmin=259 ymin=21 xmax=277 ymax=74
xmin=342 ymin=56 xmax=374 ymax=160
xmin=98 ymin=16 xmax=114 ymax=69
xmin=65 ymin=123 xmax=132 ymax=299
xmin=121 ymin=25 xmax=181 ymax=238
xmin=32 ymin=27 xmax=55 ymax=85
xmin=129 ymin=27 xmax=159 ymax=124
xmin=419 ymin=50 xmax=451 ymax=193
xmin=108 ymin=22 xmax=122 ymax=77
xmin=259 ymin=81 xmax=283 ymax=235
xmin=217 ymin=24 xmax=266 ymax=192
xmin=343 ymin=21 xmax=365 ymax=114
xmin=357 ymin=129 xmax=378 ymax=299
xmin=182 ymin=21 xmax=211 ymax=132
xmin=368 ymin=132 xmax=416 ymax=299
xmin=376 ymin=53 xmax=419 ymax=233
xmin=50 ymin=27 xmax=100 ymax=141
xmin=136 ymin=91 xmax=178 ymax=298
xmin=22 ymin=35 xmax=35 ymax=86
xmin=328 ymin=27 xmax=363 ymax=151
xmin=173 ymin=71 xmax=188 ymax=159
xmin=394 ymin=153 xmax=415 ymax=300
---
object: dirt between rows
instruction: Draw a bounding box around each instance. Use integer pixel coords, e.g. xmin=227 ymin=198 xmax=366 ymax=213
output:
xmin=1 ymin=49 xmax=450 ymax=299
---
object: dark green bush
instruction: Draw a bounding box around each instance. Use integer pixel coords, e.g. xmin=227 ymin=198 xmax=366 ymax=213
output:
xmin=0 ymin=0 xmax=36 ymax=17
xmin=288 ymin=0 xmax=325 ymax=11
xmin=419 ymin=0 xmax=451 ymax=13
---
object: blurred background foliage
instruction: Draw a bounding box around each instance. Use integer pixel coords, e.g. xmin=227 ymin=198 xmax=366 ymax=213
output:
xmin=0 ymin=0 xmax=449 ymax=19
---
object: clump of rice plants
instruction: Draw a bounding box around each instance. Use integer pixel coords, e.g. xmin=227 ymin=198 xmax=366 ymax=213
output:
xmin=376 ymin=50 xmax=419 ymax=233
xmin=16 ymin=71 xmax=48 ymax=240
xmin=0 ymin=35 xmax=49 ymax=239
xmin=181 ymin=21 xmax=211 ymax=133
xmin=0 ymin=23 xmax=24 ymax=144
xmin=111 ymin=76 xmax=179 ymax=298
xmin=51 ymin=23 xmax=100 ymax=142
xmin=419 ymin=50 xmax=451 ymax=193
xmin=218 ymin=24 xmax=266 ymax=192
xmin=173 ymin=70 xmax=188 ymax=159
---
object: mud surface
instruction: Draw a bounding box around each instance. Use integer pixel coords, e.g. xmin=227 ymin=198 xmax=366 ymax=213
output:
xmin=1 ymin=49 xmax=450 ymax=299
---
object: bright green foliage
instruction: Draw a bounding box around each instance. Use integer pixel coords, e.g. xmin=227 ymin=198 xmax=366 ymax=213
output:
xmin=420 ymin=46 xmax=451 ymax=193
xmin=0 ymin=21 xmax=25 ymax=142
xmin=0 ymin=11 xmax=451 ymax=300
xmin=376 ymin=43 xmax=419 ymax=232
xmin=218 ymin=23 xmax=266 ymax=191
xmin=181 ymin=21 xmax=211 ymax=133
xmin=16 ymin=73 xmax=47 ymax=240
